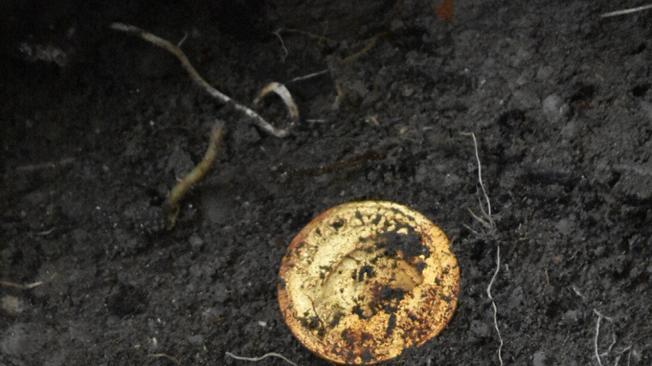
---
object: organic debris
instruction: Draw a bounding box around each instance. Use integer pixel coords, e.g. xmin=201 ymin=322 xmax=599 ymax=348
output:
xmin=163 ymin=123 xmax=224 ymax=229
xmin=110 ymin=22 xmax=298 ymax=138
xmin=435 ymin=0 xmax=455 ymax=22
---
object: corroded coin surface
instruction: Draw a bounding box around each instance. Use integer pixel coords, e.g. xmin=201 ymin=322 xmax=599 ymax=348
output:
xmin=278 ymin=201 xmax=459 ymax=365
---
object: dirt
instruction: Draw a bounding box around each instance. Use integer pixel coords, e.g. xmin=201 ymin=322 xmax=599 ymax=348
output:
xmin=1 ymin=0 xmax=651 ymax=365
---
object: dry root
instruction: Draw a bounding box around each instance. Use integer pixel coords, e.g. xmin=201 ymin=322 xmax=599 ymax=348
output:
xmin=225 ymin=351 xmax=297 ymax=366
xmin=163 ymin=123 xmax=224 ymax=229
xmin=111 ymin=22 xmax=298 ymax=138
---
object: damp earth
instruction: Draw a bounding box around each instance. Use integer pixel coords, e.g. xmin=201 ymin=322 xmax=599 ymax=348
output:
xmin=1 ymin=0 xmax=651 ymax=365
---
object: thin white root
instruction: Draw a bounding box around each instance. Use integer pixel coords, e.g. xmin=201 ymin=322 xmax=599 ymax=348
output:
xmin=613 ymin=346 xmax=632 ymax=366
xmin=177 ymin=32 xmax=188 ymax=47
xmin=288 ymin=69 xmax=329 ymax=83
xmin=225 ymin=351 xmax=297 ymax=366
xmin=601 ymin=3 xmax=652 ymax=18
xmin=15 ymin=157 xmax=75 ymax=173
xmin=593 ymin=309 xmax=614 ymax=366
xmin=487 ymin=246 xmax=504 ymax=366
xmin=0 ymin=277 xmax=49 ymax=290
xmin=253 ymin=82 xmax=300 ymax=128
xmin=571 ymin=285 xmax=587 ymax=301
xmin=0 ymin=273 xmax=57 ymax=290
xmin=110 ymin=22 xmax=294 ymax=138
xmin=272 ymin=29 xmax=289 ymax=62
xmin=461 ymin=132 xmax=495 ymax=232
xmin=461 ymin=131 xmax=502 ymax=365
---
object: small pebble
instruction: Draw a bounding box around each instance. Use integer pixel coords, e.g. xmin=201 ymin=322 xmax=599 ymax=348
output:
xmin=640 ymin=101 xmax=652 ymax=121
xmin=1 ymin=295 xmax=25 ymax=316
xmin=189 ymin=234 xmax=204 ymax=249
xmin=533 ymin=350 xmax=547 ymax=366
xmin=214 ymin=283 xmax=229 ymax=303
xmin=555 ymin=218 xmax=572 ymax=236
xmin=562 ymin=310 xmax=580 ymax=324
xmin=542 ymin=94 xmax=568 ymax=123
xmin=187 ymin=334 xmax=204 ymax=345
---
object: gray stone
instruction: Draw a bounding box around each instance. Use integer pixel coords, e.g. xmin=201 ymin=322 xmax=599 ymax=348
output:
xmin=189 ymin=234 xmax=204 ymax=249
xmin=555 ymin=218 xmax=572 ymax=235
xmin=542 ymin=94 xmax=568 ymax=123
xmin=0 ymin=295 xmax=26 ymax=316
xmin=561 ymin=119 xmax=579 ymax=140
xmin=187 ymin=334 xmax=204 ymax=345
xmin=641 ymin=101 xmax=652 ymax=121
xmin=214 ymin=282 xmax=229 ymax=303
xmin=533 ymin=350 xmax=547 ymax=366
xmin=562 ymin=310 xmax=580 ymax=324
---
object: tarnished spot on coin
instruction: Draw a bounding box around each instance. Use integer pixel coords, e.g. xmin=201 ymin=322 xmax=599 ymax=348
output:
xmin=278 ymin=201 xmax=459 ymax=365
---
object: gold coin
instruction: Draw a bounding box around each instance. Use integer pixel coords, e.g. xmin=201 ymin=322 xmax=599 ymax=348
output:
xmin=278 ymin=201 xmax=459 ymax=365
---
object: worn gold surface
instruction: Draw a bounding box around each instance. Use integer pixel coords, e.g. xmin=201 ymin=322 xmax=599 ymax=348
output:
xmin=278 ymin=201 xmax=459 ymax=365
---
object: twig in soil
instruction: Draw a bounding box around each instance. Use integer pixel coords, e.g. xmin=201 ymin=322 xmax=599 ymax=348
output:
xmin=149 ymin=353 xmax=181 ymax=366
xmin=593 ymin=309 xmax=614 ymax=366
xmin=163 ymin=122 xmax=224 ymax=229
xmin=288 ymin=69 xmax=329 ymax=83
xmin=340 ymin=31 xmax=390 ymax=65
xmin=601 ymin=3 xmax=652 ymax=18
xmin=15 ymin=157 xmax=75 ymax=173
xmin=225 ymin=351 xmax=297 ymax=366
xmin=177 ymin=32 xmax=188 ymax=48
xmin=0 ymin=279 xmax=45 ymax=290
xmin=110 ymin=22 xmax=295 ymax=138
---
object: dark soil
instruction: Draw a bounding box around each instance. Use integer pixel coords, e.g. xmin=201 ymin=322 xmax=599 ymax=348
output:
xmin=1 ymin=0 xmax=651 ymax=365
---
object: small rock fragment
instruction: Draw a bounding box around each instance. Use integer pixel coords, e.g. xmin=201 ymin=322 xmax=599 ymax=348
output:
xmin=640 ymin=101 xmax=652 ymax=121
xmin=562 ymin=310 xmax=580 ymax=324
xmin=533 ymin=350 xmax=548 ymax=366
xmin=542 ymin=94 xmax=568 ymax=123
xmin=214 ymin=282 xmax=229 ymax=303
xmin=554 ymin=218 xmax=572 ymax=236
xmin=189 ymin=234 xmax=204 ymax=249
xmin=1 ymin=295 xmax=26 ymax=316
xmin=187 ymin=334 xmax=204 ymax=345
